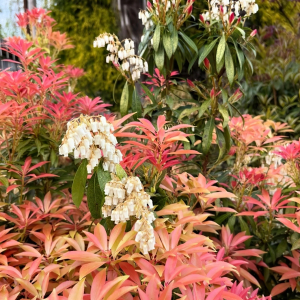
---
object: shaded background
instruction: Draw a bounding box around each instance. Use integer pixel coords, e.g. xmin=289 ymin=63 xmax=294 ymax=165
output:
xmin=0 ymin=0 xmax=299 ymax=136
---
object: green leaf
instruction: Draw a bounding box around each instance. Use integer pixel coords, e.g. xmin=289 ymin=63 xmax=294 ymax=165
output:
xmin=217 ymin=55 xmax=225 ymax=74
xmin=235 ymin=27 xmax=245 ymax=38
xmin=216 ymin=33 xmax=226 ymax=64
xmin=120 ymin=81 xmax=129 ymax=117
xmin=239 ymin=217 xmax=251 ymax=247
xmin=178 ymin=31 xmax=198 ymax=53
xmin=228 ymin=215 xmax=236 ymax=232
xmin=155 ymin=44 xmax=165 ymax=71
xmin=87 ymin=171 xmax=102 ymax=219
xmin=215 ymin=213 xmax=231 ymax=225
xmin=197 ymin=99 xmax=211 ymax=119
xmin=50 ymin=148 xmax=58 ymax=167
xmin=153 ymin=25 xmax=160 ymax=52
xmin=218 ymin=104 xmax=229 ymax=128
xmin=97 ymin=164 xmax=111 ymax=192
xmin=72 ymin=159 xmax=88 ymax=208
xmin=35 ymin=139 xmax=41 ymax=154
xmin=202 ymin=118 xmax=215 ymax=154
xmin=100 ymin=217 xmax=115 ymax=234
xmin=292 ymin=238 xmax=300 ymax=251
xmin=140 ymin=83 xmax=156 ymax=104
xmin=225 ymin=44 xmax=234 ymax=85
xmin=198 ymin=38 xmax=219 ymax=66
xmin=223 ymin=125 xmax=232 ymax=153
xmin=163 ymin=32 xmax=173 ymax=59
xmin=171 ymin=28 xmax=178 ymax=54
xmin=276 ymin=240 xmax=288 ymax=258
xmin=0 ymin=177 xmax=9 ymax=187
xmin=132 ymin=88 xmax=142 ymax=120
xmin=233 ymin=41 xmax=244 ymax=70
xmin=116 ymin=164 xmax=127 ymax=180
xmin=216 ymin=128 xmax=226 ymax=163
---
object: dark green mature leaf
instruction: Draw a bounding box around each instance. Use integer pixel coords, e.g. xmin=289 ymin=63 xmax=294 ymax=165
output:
xmin=171 ymin=28 xmax=178 ymax=54
xmin=87 ymin=171 xmax=102 ymax=219
xmin=153 ymin=24 xmax=160 ymax=52
xmin=218 ymin=104 xmax=229 ymax=128
xmin=179 ymin=31 xmax=198 ymax=53
xmin=116 ymin=164 xmax=127 ymax=180
xmin=217 ymin=55 xmax=225 ymax=74
xmin=223 ymin=125 xmax=232 ymax=152
xmin=120 ymin=81 xmax=129 ymax=117
xmin=225 ymin=44 xmax=234 ymax=85
xmin=202 ymin=117 xmax=215 ymax=154
xmin=216 ymin=33 xmax=226 ymax=64
xmin=198 ymin=99 xmax=212 ymax=119
xmin=0 ymin=177 xmax=8 ymax=187
xmin=72 ymin=159 xmax=88 ymax=208
xmin=233 ymin=41 xmax=244 ymax=70
xmin=216 ymin=128 xmax=226 ymax=163
xmin=132 ymin=88 xmax=142 ymax=120
xmin=140 ymin=83 xmax=156 ymax=104
xmin=155 ymin=45 xmax=165 ymax=71
xmin=163 ymin=32 xmax=173 ymax=59
xmin=198 ymin=38 xmax=219 ymax=66
xmin=100 ymin=217 xmax=115 ymax=233
xmin=97 ymin=164 xmax=111 ymax=192
xmin=239 ymin=217 xmax=251 ymax=247
xmin=292 ymin=238 xmax=300 ymax=250
xmin=215 ymin=213 xmax=231 ymax=225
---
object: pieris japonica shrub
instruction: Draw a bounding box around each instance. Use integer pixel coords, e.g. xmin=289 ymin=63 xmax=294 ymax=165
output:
xmin=0 ymin=1 xmax=300 ymax=300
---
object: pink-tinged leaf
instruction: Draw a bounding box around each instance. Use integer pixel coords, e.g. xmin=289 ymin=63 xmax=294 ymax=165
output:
xmin=222 ymin=291 xmax=243 ymax=300
xmin=271 ymin=283 xmax=291 ymax=297
xmin=15 ymin=278 xmax=39 ymax=297
xmin=208 ymin=207 xmax=237 ymax=213
xmin=170 ymin=226 xmax=181 ymax=249
xmin=28 ymin=161 xmax=50 ymax=173
xmin=68 ymin=278 xmax=85 ymax=300
xmin=22 ymin=157 xmax=32 ymax=175
xmin=232 ymin=249 xmax=265 ymax=257
xmin=119 ymin=262 xmax=141 ymax=285
xmin=91 ymin=268 xmax=106 ymax=300
xmin=239 ymin=268 xmax=260 ymax=287
xmin=107 ymin=286 xmax=137 ymax=300
xmin=164 ymin=256 xmax=177 ymax=283
xmin=174 ymin=274 xmax=208 ymax=288
xmin=277 ymin=218 xmax=300 ymax=233
xmin=206 ymin=286 xmax=225 ymax=300
xmin=146 ymin=275 xmax=159 ymax=300
xmin=60 ymin=251 xmax=102 ymax=262
xmin=207 ymin=192 xmax=237 ymax=198
xmin=6 ymin=185 xmax=20 ymax=193
xmin=112 ymin=113 xmax=136 ymax=129
xmin=28 ymin=256 xmax=42 ymax=278
xmin=79 ymin=262 xmax=106 ymax=280
xmin=263 ymin=136 xmax=283 ymax=144
xmin=138 ymin=288 xmax=150 ymax=300
xmin=109 ymin=222 xmax=126 ymax=252
xmin=0 ymin=266 xmax=22 ymax=278
xmin=55 ymin=282 xmax=77 ymax=295
xmin=169 ymin=150 xmax=201 ymax=155
xmin=280 ymin=270 xmax=300 ymax=280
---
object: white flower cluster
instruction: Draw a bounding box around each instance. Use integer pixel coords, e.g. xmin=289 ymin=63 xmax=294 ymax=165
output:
xmin=139 ymin=0 xmax=177 ymax=29
xmin=202 ymin=0 xmax=259 ymax=22
xmin=93 ymin=33 xmax=148 ymax=82
xmin=103 ymin=176 xmax=155 ymax=255
xmin=59 ymin=115 xmax=122 ymax=174
xmin=265 ymin=152 xmax=282 ymax=169
xmin=138 ymin=10 xmax=154 ymax=30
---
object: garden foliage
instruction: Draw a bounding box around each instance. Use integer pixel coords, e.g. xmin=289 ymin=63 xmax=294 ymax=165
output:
xmin=0 ymin=1 xmax=300 ymax=300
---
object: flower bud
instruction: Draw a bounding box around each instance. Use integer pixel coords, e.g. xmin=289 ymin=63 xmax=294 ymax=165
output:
xmin=204 ymin=58 xmax=210 ymax=69
xmin=250 ymin=29 xmax=257 ymax=37
xmin=187 ymin=79 xmax=195 ymax=88
xmin=229 ymin=12 xmax=235 ymax=25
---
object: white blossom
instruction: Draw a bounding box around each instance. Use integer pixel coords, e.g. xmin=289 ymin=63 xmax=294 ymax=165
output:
xmin=59 ymin=115 xmax=122 ymax=174
xmin=201 ymin=0 xmax=259 ymax=23
xmin=103 ymin=175 xmax=156 ymax=255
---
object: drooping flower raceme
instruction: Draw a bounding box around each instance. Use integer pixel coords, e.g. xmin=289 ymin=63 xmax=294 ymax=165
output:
xmin=93 ymin=33 xmax=148 ymax=82
xmin=103 ymin=175 xmax=155 ymax=255
xmin=202 ymin=0 xmax=259 ymax=23
xmin=59 ymin=115 xmax=122 ymax=173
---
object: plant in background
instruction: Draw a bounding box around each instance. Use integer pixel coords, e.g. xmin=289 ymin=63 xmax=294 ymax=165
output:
xmin=1 ymin=1 xmax=300 ymax=299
